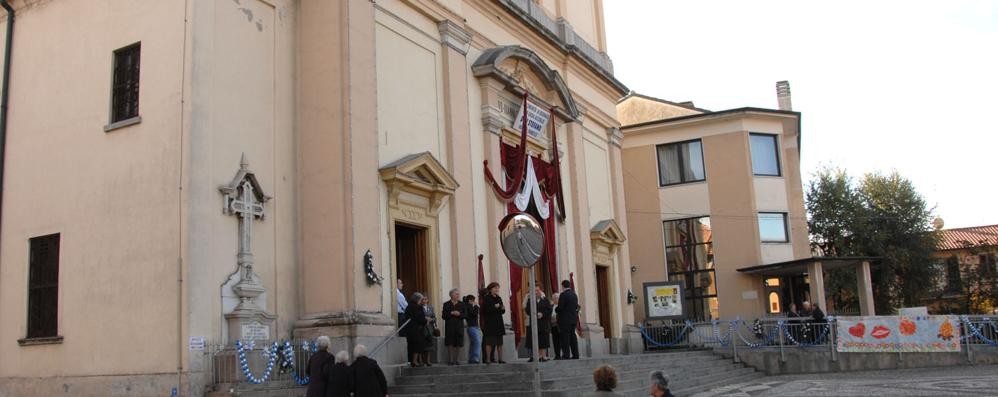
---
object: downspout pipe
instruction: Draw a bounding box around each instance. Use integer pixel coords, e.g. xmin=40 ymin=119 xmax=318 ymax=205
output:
xmin=0 ymin=0 xmax=15 ymax=264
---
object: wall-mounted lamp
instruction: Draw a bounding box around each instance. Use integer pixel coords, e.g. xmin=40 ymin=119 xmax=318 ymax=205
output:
xmin=630 ymin=266 xmax=638 ymax=273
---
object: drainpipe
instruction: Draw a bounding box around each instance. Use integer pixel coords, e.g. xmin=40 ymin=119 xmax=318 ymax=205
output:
xmin=0 ymin=0 xmax=15 ymax=267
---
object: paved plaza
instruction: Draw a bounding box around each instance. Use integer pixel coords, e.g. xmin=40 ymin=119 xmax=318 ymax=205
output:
xmin=692 ymin=365 xmax=998 ymax=396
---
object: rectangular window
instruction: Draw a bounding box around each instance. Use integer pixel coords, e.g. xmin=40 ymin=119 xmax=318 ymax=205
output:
xmin=749 ymin=133 xmax=781 ymax=176
xmin=27 ymin=234 xmax=60 ymax=339
xmin=657 ymin=140 xmax=705 ymax=186
xmin=980 ymin=254 xmax=996 ymax=275
xmin=945 ymin=257 xmax=962 ymax=292
xmin=758 ymin=212 xmax=789 ymax=243
xmin=110 ymin=43 xmax=141 ymax=123
xmin=663 ymin=216 xmax=717 ymax=321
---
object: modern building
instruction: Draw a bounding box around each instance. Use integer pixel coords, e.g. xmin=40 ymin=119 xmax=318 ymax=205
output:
xmin=618 ymin=83 xmax=875 ymax=323
xmin=0 ymin=0 xmax=639 ymax=395
xmin=930 ymin=224 xmax=998 ymax=314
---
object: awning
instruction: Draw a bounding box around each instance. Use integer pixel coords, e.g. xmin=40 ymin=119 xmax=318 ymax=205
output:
xmin=736 ymin=256 xmax=880 ymax=276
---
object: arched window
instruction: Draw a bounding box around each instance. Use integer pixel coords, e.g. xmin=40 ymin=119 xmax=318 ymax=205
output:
xmin=768 ymin=291 xmax=781 ymax=314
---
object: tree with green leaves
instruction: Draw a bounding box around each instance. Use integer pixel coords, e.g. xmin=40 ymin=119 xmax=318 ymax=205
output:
xmin=805 ymin=168 xmax=940 ymax=314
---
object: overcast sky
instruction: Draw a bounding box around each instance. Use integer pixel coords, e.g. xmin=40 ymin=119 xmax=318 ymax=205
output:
xmin=604 ymin=0 xmax=998 ymax=229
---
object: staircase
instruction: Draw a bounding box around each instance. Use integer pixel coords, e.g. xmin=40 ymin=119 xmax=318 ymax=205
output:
xmin=390 ymin=349 xmax=761 ymax=397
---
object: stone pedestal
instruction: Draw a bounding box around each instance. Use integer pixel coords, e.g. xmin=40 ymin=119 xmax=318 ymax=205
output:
xmin=581 ymin=323 xmax=609 ymax=357
xmin=225 ymin=310 xmax=276 ymax=343
xmin=294 ymin=311 xmax=399 ymax=364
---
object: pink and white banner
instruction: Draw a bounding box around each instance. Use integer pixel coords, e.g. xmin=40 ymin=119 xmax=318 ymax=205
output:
xmin=836 ymin=316 xmax=961 ymax=353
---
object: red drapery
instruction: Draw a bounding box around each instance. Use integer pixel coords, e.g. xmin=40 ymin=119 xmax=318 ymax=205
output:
xmin=484 ymin=99 xmax=567 ymax=344
xmin=505 ymin=151 xmax=561 ymax=343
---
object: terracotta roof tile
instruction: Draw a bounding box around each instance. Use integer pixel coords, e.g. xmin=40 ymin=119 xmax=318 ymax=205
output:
xmin=937 ymin=224 xmax=998 ymax=251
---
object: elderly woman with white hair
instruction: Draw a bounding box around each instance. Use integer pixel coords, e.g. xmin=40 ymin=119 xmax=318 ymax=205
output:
xmin=304 ymin=336 xmax=333 ymax=397
xmin=325 ymin=350 xmax=353 ymax=397
xmin=350 ymin=344 xmax=388 ymax=397
xmin=648 ymin=370 xmax=674 ymax=397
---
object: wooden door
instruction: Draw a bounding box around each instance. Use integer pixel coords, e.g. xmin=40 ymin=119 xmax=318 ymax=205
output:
xmin=595 ymin=265 xmax=612 ymax=338
xmin=395 ymin=223 xmax=429 ymax=302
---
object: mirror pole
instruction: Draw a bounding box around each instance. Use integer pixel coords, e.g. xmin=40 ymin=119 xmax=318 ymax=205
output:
xmin=529 ymin=269 xmax=541 ymax=397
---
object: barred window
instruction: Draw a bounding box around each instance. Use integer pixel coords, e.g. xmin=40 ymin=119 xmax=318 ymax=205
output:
xmin=111 ymin=43 xmax=141 ymax=123
xmin=27 ymin=234 xmax=60 ymax=339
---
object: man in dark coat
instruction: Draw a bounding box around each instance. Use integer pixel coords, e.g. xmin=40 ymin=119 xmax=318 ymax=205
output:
xmin=555 ymin=280 xmax=580 ymax=359
xmin=350 ymin=344 xmax=388 ymax=397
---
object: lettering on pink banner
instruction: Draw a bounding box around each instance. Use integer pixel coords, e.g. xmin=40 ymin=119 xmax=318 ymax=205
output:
xmin=836 ymin=315 xmax=961 ymax=353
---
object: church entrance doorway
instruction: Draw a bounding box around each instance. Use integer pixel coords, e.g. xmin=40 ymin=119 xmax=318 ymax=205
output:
xmin=595 ymin=265 xmax=612 ymax=339
xmin=395 ymin=223 xmax=429 ymax=303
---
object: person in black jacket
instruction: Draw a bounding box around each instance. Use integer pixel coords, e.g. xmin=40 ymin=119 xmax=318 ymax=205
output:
xmin=305 ymin=336 xmax=334 ymax=397
xmin=441 ymin=288 xmax=467 ymax=365
xmin=350 ymin=344 xmax=387 ymax=397
xmin=324 ymin=350 xmax=352 ymax=397
xmin=481 ymin=282 xmax=507 ymax=364
xmin=404 ymin=292 xmax=428 ymax=367
xmin=555 ymin=280 xmax=580 ymax=359
xmin=524 ymin=286 xmax=553 ymax=362
xmin=464 ymin=294 xmax=482 ymax=364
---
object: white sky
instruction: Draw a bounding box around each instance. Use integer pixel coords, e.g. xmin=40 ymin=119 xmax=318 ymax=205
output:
xmin=604 ymin=0 xmax=998 ymax=229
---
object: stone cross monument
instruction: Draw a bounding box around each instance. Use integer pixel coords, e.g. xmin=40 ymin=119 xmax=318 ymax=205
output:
xmin=220 ymin=154 xmax=276 ymax=342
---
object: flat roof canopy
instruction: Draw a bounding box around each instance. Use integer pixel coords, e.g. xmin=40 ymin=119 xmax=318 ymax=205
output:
xmin=736 ymin=256 xmax=880 ymax=276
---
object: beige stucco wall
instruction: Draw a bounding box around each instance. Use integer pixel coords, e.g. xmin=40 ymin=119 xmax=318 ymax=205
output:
xmin=617 ymin=95 xmax=703 ymax=126
xmin=621 ymin=145 xmax=666 ymax=324
xmin=0 ymin=0 xmax=187 ymax=381
xmin=185 ymin=0 xmax=299 ymax=346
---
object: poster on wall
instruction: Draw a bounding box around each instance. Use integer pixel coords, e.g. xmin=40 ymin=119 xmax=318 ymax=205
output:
xmin=643 ymin=281 xmax=684 ymax=321
xmin=836 ymin=315 xmax=961 ymax=353
xmin=512 ymin=99 xmax=551 ymax=140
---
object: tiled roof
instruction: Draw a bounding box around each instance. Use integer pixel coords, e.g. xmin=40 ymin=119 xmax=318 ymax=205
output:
xmin=937 ymin=224 xmax=998 ymax=250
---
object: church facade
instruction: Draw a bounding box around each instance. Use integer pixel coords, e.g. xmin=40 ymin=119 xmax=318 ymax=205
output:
xmin=0 ymin=0 xmax=636 ymax=395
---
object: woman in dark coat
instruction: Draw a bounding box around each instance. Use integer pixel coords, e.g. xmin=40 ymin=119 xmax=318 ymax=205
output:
xmin=481 ymin=282 xmax=506 ymax=364
xmin=324 ymin=350 xmax=352 ymax=397
xmin=524 ymin=287 xmax=553 ymax=361
xmin=351 ymin=344 xmax=388 ymax=397
xmin=420 ymin=295 xmax=436 ymax=366
xmin=404 ymin=292 xmax=428 ymax=367
xmin=305 ymin=336 xmax=333 ymax=397
xmin=441 ymin=288 xmax=467 ymax=365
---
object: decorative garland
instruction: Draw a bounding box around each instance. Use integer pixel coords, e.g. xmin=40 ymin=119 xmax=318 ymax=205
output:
xmin=962 ymin=316 xmax=998 ymax=346
xmin=711 ymin=320 xmax=731 ymax=347
xmin=281 ymin=340 xmax=318 ymax=385
xmin=235 ymin=340 xmax=278 ymax=384
xmin=639 ymin=321 xmax=694 ymax=347
xmin=733 ymin=319 xmax=778 ymax=348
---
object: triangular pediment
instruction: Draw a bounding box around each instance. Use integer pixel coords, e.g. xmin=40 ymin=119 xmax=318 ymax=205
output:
xmin=380 ymin=152 xmax=458 ymax=214
xmin=591 ymin=219 xmax=626 ymax=246
xmin=380 ymin=152 xmax=458 ymax=192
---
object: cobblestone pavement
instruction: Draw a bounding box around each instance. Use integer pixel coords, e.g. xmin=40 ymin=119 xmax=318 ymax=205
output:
xmin=691 ymin=365 xmax=998 ymax=396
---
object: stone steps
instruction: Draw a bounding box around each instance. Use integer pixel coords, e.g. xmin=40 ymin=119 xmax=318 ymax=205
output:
xmin=389 ymin=349 xmax=761 ymax=397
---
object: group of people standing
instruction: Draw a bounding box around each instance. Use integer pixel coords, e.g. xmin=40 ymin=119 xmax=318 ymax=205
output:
xmin=396 ymin=278 xmax=583 ymax=366
xmin=524 ymin=280 xmax=582 ymax=361
xmin=304 ymin=338 xmax=388 ymax=397
xmin=785 ymin=300 xmax=827 ymax=342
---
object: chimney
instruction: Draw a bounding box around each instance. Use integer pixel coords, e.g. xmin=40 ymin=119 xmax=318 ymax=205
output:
xmin=776 ymin=80 xmax=792 ymax=111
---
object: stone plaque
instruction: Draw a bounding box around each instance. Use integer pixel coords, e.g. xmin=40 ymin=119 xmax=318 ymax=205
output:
xmin=241 ymin=322 xmax=270 ymax=341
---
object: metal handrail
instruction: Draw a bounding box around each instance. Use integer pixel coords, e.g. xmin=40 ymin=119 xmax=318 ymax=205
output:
xmin=370 ymin=319 xmax=411 ymax=358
